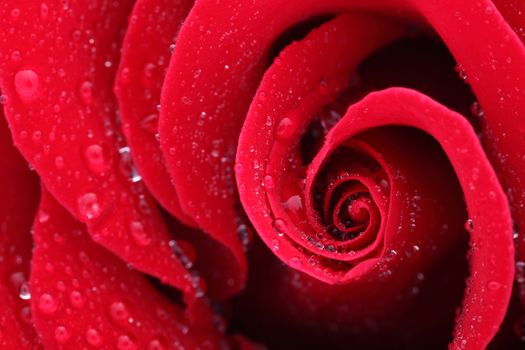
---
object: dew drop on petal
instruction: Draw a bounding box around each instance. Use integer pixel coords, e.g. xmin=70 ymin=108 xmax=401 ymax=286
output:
xmin=109 ymin=301 xmax=130 ymax=323
xmin=18 ymin=282 xmax=31 ymax=300
xmin=273 ymin=218 xmax=287 ymax=236
xmin=84 ymin=144 xmax=106 ymax=174
xmin=38 ymin=293 xmax=58 ymax=314
xmin=79 ymin=81 xmax=94 ymax=105
xmin=85 ymin=328 xmax=103 ymax=347
xmin=40 ymin=3 xmax=49 ymax=20
xmin=464 ymin=219 xmax=474 ymax=232
xmin=470 ymin=101 xmax=484 ymax=118
xmin=69 ymin=290 xmax=85 ymax=308
xmin=283 ymin=195 xmax=303 ymax=213
xmin=129 ymin=220 xmax=151 ymax=246
xmin=77 ymin=193 xmax=103 ymax=221
xmin=117 ymin=335 xmax=137 ymax=350
xmin=54 ymin=156 xmax=65 ymax=170
xmin=487 ymin=281 xmax=501 ymax=290
xmin=14 ymin=70 xmax=39 ymax=102
xmin=54 ymin=325 xmax=70 ymax=344
xmin=148 ymin=339 xmax=166 ymax=350
xmin=289 ymin=257 xmax=302 ymax=268
xmin=263 ymin=175 xmax=274 ymax=189
xmin=275 ymin=117 xmax=295 ymax=139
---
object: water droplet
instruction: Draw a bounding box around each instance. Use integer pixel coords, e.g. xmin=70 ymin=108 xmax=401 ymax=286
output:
xmin=117 ymin=334 xmax=137 ymax=350
xmin=470 ymin=101 xmax=484 ymax=118
xmin=454 ymin=64 xmax=468 ymax=82
xmin=10 ymin=51 xmax=21 ymax=63
xmin=129 ymin=220 xmax=151 ymax=246
xmin=275 ymin=117 xmax=295 ymax=139
xmin=464 ymin=219 xmax=474 ymax=232
xmin=84 ymin=144 xmax=106 ymax=174
xmin=79 ymin=81 xmax=94 ymax=105
xmin=109 ymin=301 xmax=130 ymax=323
xmin=38 ymin=293 xmax=57 ymax=314
xmin=77 ymin=193 xmax=103 ymax=221
xmin=54 ymin=325 xmax=70 ymax=344
xmin=289 ymin=256 xmax=301 ymax=267
xmin=54 ymin=156 xmax=65 ymax=170
xmin=271 ymin=239 xmax=280 ymax=251
xmin=169 ymin=240 xmax=195 ymax=269
xmin=69 ymin=290 xmax=85 ymax=308
xmin=10 ymin=8 xmax=20 ymax=19
xmin=40 ymin=3 xmax=49 ymax=20
xmin=120 ymin=67 xmax=130 ymax=84
xmin=487 ymin=281 xmax=502 ymax=290
xmin=85 ymin=328 xmax=103 ymax=347
xmin=37 ymin=209 xmax=50 ymax=223
xmin=19 ymin=282 xmax=31 ymax=300
xmin=148 ymin=339 xmax=166 ymax=350
xmin=273 ymin=218 xmax=287 ymax=236
xmin=283 ymin=194 xmax=303 ymax=213
xmin=14 ymin=70 xmax=39 ymax=101
xmin=264 ymin=175 xmax=274 ymax=189
xmin=236 ymin=223 xmax=251 ymax=251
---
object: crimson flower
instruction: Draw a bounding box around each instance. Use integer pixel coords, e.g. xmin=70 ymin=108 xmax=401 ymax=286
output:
xmin=0 ymin=0 xmax=524 ymax=349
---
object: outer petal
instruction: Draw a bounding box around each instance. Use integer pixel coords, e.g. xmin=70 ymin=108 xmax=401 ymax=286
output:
xmin=0 ymin=0 xmax=196 ymax=293
xmin=30 ymin=188 xmax=226 ymax=349
xmin=114 ymin=0 xmax=196 ymax=227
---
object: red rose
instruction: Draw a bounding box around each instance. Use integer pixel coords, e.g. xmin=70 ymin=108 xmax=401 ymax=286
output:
xmin=0 ymin=0 xmax=524 ymax=349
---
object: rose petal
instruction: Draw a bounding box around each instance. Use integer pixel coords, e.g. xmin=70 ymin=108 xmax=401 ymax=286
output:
xmin=322 ymin=88 xmax=514 ymax=349
xmin=0 ymin=111 xmax=40 ymax=348
xmin=115 ymin=0 xmax=243 ymax=298
xmin=30 ymin=188 xmax=225 ymax=349
xmin=114 ymin=0 xmax=196 ymax=227
xmin=236 ymin=11 xmax=513 ymax=346
xmin=412 ymin=0 xmax=525 ymax=312
xmin=0 ymin=0 xmax=196 ymax=292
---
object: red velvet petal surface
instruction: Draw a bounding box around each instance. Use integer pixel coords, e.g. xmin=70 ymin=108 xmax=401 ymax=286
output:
xmin=322 ymin=88 xmax=514 ymax=349
xmin=162 ymin=0 xmax=524 ymax=346
xmin=0 ymin=111 xmax=40 ymax=348
xmin=410 ymin=0 xmax=525 ymax=312
xmin=235 ymin=10 xmax=513 ymax=346
xmin=236 ymin=13 xmax=405 ymax=281
xmin=114 ymin=0 xmax=196 ymax=227
xmin=115 ymin=0 xmax=245 ymax=298
xmin=160 ymin=0 xmax=411 ymax=296
xmin=30 ymin=188 xmax=225 ymax=349
xmin=0 ymin=0 xmax=196 ymax=293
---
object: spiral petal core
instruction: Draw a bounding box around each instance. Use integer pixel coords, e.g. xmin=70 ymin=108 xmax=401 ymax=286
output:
xmin=235 ymin=14 xmax=514 ymax=349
